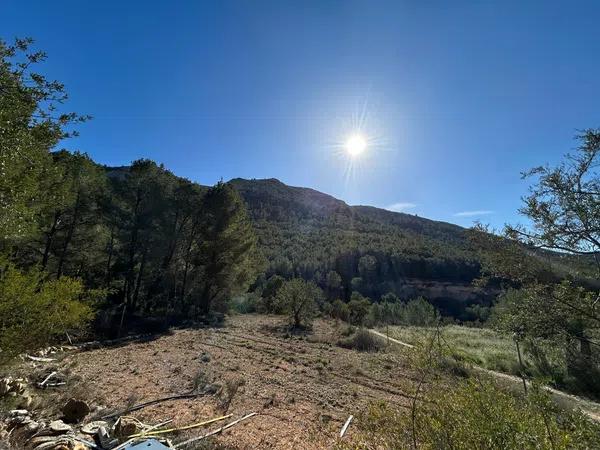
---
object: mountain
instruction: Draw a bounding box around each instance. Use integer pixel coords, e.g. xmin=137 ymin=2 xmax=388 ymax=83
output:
xmin=229 ymin=178 xmax=494 ymax=319
xmin=101 ymin=167 xmax=590 ymax=320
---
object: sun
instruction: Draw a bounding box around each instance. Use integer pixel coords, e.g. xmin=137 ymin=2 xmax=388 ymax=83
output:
xmin=345 ymin=133 xmax=367 ymax=157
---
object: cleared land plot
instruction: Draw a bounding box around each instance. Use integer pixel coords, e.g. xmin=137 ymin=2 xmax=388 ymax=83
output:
xmin=2 ymin=315 xmax=417 ymax=449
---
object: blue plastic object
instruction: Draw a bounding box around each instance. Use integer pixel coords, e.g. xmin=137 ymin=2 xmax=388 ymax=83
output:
xmin=123 ymin=439 xmax=171 ymax=450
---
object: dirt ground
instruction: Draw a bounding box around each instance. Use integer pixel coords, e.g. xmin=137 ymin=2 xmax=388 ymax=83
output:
xmin=2 ymin=315 xmax=418 ymax=449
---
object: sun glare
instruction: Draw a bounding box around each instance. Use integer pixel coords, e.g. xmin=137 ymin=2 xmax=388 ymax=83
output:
xmin=345 ymin=133 xmax=367 ymax=157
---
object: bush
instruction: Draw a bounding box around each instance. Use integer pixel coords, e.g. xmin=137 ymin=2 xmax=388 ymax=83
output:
xmin=403 ymin=296 xmax=439 ymax=326
xmin=229 ymin=292 xmax=260 ymax=314
xmin=0 ymin=261 xmax=95 ymax=360
xmin=348 ymin=292 xmax=371 ymax=326
xmin=369 ymin=301 xmax=404 ymax=325
xmin=259 ymin=275 xmax=285 ymax=313
xmin=330 ymin=299 xmax=350 ymax=322
xmin=275 ymin=278 xmax=323 ymax=329
xmin=339 ymin=378 xmax=600 ymax=450
xmin=338 ymin=328 xmax=384 ymax=352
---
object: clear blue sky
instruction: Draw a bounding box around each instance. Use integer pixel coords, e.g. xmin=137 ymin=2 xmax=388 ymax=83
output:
xmin=2 ymin=1 xmax=600 ymax=228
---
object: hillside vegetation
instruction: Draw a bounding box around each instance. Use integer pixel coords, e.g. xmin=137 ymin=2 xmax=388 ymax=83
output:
xmin=2 ymin=37 xmax=600 ymax=450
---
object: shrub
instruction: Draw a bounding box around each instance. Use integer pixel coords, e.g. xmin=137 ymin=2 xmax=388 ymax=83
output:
xmin=260 ymin=275 xmax=285 ymax=313
xmin=339 ymin=378 xmax=600 ymax=450
xmin=331 ymin=299 xmax=350 ymax=322
xmin=369 ymin=301 xmax=404 ymax=325
xmin=338 ymin=328 xmax=384 ymax=352
xmin=403 ymin=296 xmax=439 ymax=326
xmin=348 ymin=292 xmax=371 ymax=326
xmin=229 ymin=292 xmax=260 ymax=314
xmin=380 ymin=292 xmax=400 ymax=304
xmin=275 ymin=278 xmax=323 ymax=329
xmin=0 ymin=261 xmax=95 ymax=360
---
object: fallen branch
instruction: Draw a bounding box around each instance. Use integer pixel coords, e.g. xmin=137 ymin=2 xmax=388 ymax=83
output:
xmin=130 ymin=414 xmax=232 ymax=438
xmin=101 ymin=393 xmax=205 ymax=420
xmin=25 ymin=354 xmax=55 ymax=362
xmin=339 ymin=415 xmax=353 ymax=438
xmin=71 ymin=435 xmax=102 ymax=450
xmin=174 ymin=412 xmax=257 ymax=448
xmin=112 ymin=418 xmax=173 ymax=450
xmin=38 ymin=371 xmax=57 ymax=388
xmin=77 ymin=333 xmax=154 ymax=351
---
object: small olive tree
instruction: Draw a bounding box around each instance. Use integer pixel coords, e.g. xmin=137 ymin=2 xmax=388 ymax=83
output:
xmin=276 ymin=278 xmax=323 ymax=329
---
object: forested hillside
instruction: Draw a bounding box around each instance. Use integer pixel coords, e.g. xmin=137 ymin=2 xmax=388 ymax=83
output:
xmin=229 ymin=178 xmax=492 ymax=318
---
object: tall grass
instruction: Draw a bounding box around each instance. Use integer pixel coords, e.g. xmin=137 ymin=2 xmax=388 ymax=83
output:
xmin=381 ymin=325 xmax=524 ymax=376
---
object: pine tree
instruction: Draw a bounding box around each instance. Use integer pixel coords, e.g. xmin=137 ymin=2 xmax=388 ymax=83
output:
xmin=194 ymin=182 xmax=263 ymax=315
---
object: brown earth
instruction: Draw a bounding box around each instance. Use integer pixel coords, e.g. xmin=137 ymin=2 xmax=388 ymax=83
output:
xmin=3 ymin=315 xmax=418 ymax=449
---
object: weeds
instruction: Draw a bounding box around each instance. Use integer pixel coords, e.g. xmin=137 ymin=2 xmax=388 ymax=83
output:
xmin=191 ymin=369 xmax=208 ymax=393
xmin=218 ymin=377 xmax=244 ymax=412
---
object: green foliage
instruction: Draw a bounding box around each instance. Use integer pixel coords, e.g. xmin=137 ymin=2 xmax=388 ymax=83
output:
xmin=330 ymin=299 xmax=350 ymax=322
xmin=465 ymin=303 xmax=491 ymax=322
xmin=473 ymin=132 xmax=600 ymax=398
xmin=348 ymin=292 xmax=371 ymax=326
xmin=275 ymin=278 xmax=323 ymax=328
xmin=368 ymin=301 xmax=404 ymax=325
xmin=229 ymin=178 xmax=488 ymax=318
xmin=0 ymin=41 xmax=265 ymax=333
xmin=194 ymin=181 xmax=264 ymax=315
xmin=229 ymin=292 xmax=261 ymax=314
xmin=387 ymin=324 xmax=524 ymax=374
xmin=380 ymin=292 xmax=400 ymax=303
xmin=492 ymin=284 xmax=600 ymax=397
xmin=0 ymin=38 xmax=89 ymax=241
xmin=342 ymin=379 xmax=600 ymax=450
xmin=325 ymin=270 xmax=342 ymax=298
xmin=369 ymin=297 xmax=440 ymax=327
xmin=403 ymin=296 xmax=439 ymax=326
xmin=259 ymin=274 xmax=285 ymax=313
xmin=0 ymin=260 xmax=94 ymax=359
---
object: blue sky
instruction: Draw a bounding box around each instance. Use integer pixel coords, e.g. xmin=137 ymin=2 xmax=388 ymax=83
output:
xmin=2 ymin=1 xmax=600 ymax=228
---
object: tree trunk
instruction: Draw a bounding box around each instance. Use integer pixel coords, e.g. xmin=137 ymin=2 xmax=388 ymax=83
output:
xmin=180 ymin=220 xmax=198 ymax=307
xmin=104 ymin=225 xmax=115 ymax=285
xmin=41 ymin=211 xmax=60 ymax=270
xmin=131 ymin=249 xmax=147 ymax=313
xmin=125 ymin=190 xmax=142 ymax=307
xmin=57 ymin=192 xmax=81 ymax=278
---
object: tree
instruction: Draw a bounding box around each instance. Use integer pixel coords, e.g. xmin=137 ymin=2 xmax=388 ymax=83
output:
xmin=348 ymin=292 xmax=371 ymax=326
xmin=29 ymin=151 xmax=107 ymax=279
xmin=331 ymin=298 xmax=350 ymax=322
xmin=358 ymin=255 xmax=378 ymax=282
xmin=113 ymin=160 xmax=174 ymax=314
xmin=507 ymin=129 xmax=600 ymax=262
xmin=194 ymin=182 xmax=263 ymax=315
xmin=476 ymin=130 xmax=600 ymax=394
xmin=0 ymin=38 xmax=88 ymax=242
xmin=325 ymin=270 xmax=342 ymax=299
xmin=403 ymin=297 xmax=439 ymax=326
xmin=276 ymin=278 xmax=323 ymax=328
xmin=261 ymin=274 xmax=285 ymax=313
xmin=380 ymin=292 xmax=400 ymax=304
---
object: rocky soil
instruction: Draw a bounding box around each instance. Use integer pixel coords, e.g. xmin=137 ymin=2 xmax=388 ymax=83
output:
xmin=0 ymin=315 xmax=417 ymax=449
